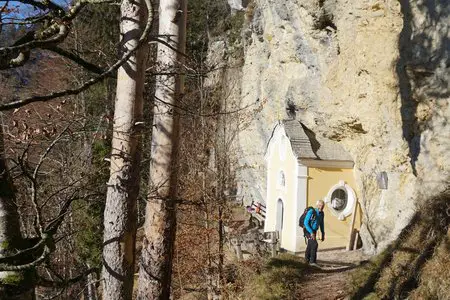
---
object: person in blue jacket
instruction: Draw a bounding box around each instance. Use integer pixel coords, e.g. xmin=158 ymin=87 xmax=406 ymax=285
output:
xmin=303 ymin=199 xmax=325 ymax=266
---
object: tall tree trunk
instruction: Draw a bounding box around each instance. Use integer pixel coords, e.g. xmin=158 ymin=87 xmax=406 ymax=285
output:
xmin=0 ymin=121 xmax=34 ymax=300
xmin=86 ymin=263 xmax=97 ymax=300
xmin=101 ymin=0 xmax=147 ymax=298
xmin=137 ymin=0 xmax=187 ymax=298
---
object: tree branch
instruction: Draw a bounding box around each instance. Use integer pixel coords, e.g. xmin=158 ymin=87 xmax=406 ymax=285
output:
xmin=44 ymin=192 xmax=101 ymax=235
xmin=0 ymin=24 xmax=69 ymax=58
xmin=0 ymin=0 xmax=154 ymax=111
xmin=0 ymin=0 xmax=117 ymax=70
xmin=37 ymin=267 xmax=99 ymax=288
xmin=0 ymin=238 xmax=45 ymax=264
xmin=45 ymin=46 xmax=108 ymax=75
xmin=0 ymin=1 xmax=9 ymax=34
xmin=64 ymin=0 xmax=117 ymax=21
xmin=14 ymin=0 xmax=64 ymax=13
xmin=40 ymin=177 xmax=83 ymax=209
xmin=0 ymin=245 xmax=51 ymax=271
xmin=154 ymin=95 xmax=262 ymax=117
xmin=148 ymin=36 xmax=190 ymax=59
xmin=30 ymin=124 xmax=71 ymax=235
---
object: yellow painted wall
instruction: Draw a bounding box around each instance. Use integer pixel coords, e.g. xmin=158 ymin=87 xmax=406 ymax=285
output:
xmin=306 ymin=167 xmax=361 ymax=250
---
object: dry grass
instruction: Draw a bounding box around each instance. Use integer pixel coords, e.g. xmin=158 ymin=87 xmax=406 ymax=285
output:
xmin=348 ymin=248 xmax=390 ymax=298
xmin=408 ymin=234 xmax=450 ymax=300
xmin=374 ymin=221 xmax=431 ymax=299
xmin=224 ymin=254 xmax=307 ymax=300
xmin=348 ymin=190 xmax=450 ymax=300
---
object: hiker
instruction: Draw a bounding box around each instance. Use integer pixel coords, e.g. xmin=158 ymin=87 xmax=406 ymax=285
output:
xmin=303 ymin=200 xmax=325 ymax=266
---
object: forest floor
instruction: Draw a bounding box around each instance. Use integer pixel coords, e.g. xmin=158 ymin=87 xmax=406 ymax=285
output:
xmin=294 ymin=249 xmax=371 ymax=300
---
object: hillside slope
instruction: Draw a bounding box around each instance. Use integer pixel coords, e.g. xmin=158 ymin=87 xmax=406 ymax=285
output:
xmin=350 ymin=190 xmax=450 ymax=299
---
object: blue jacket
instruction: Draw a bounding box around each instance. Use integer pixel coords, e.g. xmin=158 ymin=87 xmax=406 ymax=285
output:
xmin=304 ymin=208 xmax=325 ymax=235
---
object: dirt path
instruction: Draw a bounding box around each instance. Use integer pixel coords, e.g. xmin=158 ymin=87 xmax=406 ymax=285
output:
xmin=295 ymin=249 xmax=371 ymax=300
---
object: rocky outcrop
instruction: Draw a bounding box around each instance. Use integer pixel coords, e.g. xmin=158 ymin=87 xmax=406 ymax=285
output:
xmin=208 ymin=0 xmax=449 ymax=254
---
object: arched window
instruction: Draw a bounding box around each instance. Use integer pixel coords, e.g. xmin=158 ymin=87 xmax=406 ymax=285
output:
xmin=276 ymin=199 xmax=284 ymax=232
xmin=277 ymin=171 xmax=285 ymax=188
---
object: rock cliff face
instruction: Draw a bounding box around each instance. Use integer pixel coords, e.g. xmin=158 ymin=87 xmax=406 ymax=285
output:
xmin=211 ymin=0 xmax=449 ymax=253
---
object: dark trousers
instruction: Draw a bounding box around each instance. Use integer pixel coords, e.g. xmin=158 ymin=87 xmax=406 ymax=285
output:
xmin=305 ymin=232 xmax=318 ymax=263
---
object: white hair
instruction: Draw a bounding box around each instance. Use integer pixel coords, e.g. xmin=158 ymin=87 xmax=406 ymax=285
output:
xmin=316 ymin=199 xmax=325 ymax=205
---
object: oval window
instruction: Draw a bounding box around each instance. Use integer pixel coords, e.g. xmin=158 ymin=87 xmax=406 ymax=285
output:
xmin=330 ymin=188 xmax=347 ymax=211
xmin=325 ymin=181 xmax=357 ymax=220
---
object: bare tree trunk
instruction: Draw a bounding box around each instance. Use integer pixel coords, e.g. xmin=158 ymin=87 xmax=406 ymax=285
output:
xmin=0 ymin=121 xmax=34 ymax=300
xmin=101 ymin=0 xmax=147 ymax=298
xmin=137 ymin=0 xmax=187 ymax=298
xmin=86 ymin=263 xmax=97 ymax=300
xmin=214 ymin=76 xmax=231 ymax=298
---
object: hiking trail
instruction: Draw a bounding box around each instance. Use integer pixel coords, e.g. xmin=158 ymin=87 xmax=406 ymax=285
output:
xmin=296 ymin=249 xmax=371 ymax=300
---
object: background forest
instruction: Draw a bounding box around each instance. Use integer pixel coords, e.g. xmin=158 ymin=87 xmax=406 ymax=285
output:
xmin=0 ymin=0 xmax=251 ymax=299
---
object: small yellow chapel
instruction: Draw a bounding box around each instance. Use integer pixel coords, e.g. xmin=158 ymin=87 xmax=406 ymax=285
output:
xmin=263 ymin=120 xmax=361 ymax=253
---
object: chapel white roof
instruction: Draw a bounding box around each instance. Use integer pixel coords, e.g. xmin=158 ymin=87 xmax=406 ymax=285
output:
xmin=282 ymin=120 xmax=353 ymax=162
